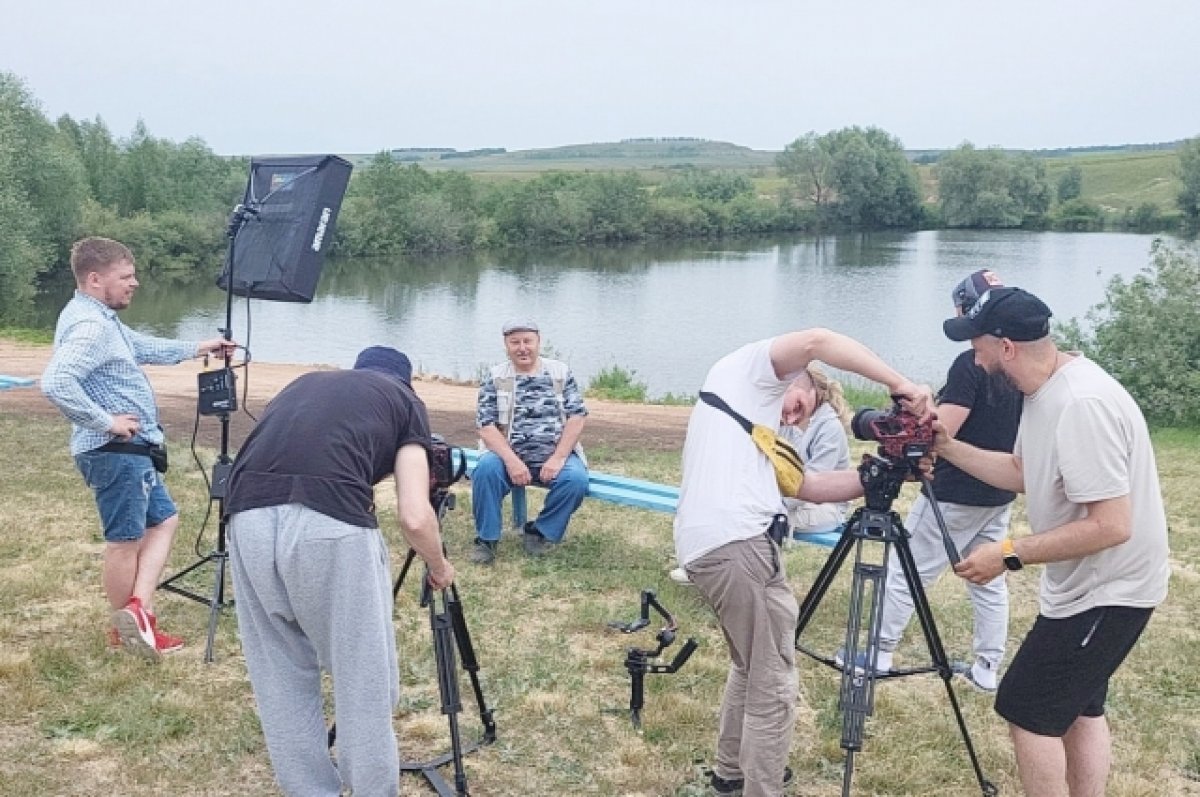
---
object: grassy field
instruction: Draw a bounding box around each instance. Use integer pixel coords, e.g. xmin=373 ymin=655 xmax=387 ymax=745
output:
xmin=342 ymin=139 xmax=1186 ymax=215
xmin=1047 ymin=150 xmax=1182 ymax=213
xmin=2 ymin=411 xmax=1198 ymax=796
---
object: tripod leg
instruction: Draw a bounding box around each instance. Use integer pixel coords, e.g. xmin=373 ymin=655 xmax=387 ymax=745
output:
xmin=838 ymin=537 xmax=884 ymax=754
xmin=393 ymin=548 xmax=418 ymax=601
xmin=893 ymin=526 xmax=997 ymax=796
xmin=431 ymin=600 xmax=469 ymax=796
xmin=203 ymin=550 xmax=228 ymax=663
xmin=447 ymin=586 xmax=497 ymax=741
xmin=795 ymin=513 xmax=857 ymax=641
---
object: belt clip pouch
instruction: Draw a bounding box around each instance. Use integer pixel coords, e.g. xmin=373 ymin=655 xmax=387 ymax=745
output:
xmin=767 ymin=513 xmax=789 ymax=546
xmin=149 ymin=445 xmax=169 ymax=474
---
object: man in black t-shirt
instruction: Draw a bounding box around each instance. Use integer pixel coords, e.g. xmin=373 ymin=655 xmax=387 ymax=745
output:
xmin=874 ymin=270 xmax=1022 ymax=692
xmin=226 ymin=346 xmax=455 ymax=797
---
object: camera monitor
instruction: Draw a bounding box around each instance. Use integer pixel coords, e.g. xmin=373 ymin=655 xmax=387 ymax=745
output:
xmin=217 ymin=154 xmax=352 ymax=303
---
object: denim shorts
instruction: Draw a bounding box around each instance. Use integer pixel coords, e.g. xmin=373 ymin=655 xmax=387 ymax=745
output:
xmin=75 ymin=449 xmax=178 ymax=543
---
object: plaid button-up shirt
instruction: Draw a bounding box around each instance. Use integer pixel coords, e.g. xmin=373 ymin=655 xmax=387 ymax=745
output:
xmin=42 ymin=291 xmax=198 ymax=455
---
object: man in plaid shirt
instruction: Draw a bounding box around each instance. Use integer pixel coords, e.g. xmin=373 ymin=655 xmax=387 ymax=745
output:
xmin=42 ymin=237 xmax=233 ymax=659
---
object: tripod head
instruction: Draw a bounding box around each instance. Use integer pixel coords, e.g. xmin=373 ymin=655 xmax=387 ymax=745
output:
xmin=856 ymin=443 xmax=961 ymax=565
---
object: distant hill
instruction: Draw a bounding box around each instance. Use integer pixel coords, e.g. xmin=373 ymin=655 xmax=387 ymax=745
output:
xmin=345 ymin=138 xmax=1187 ymax=175
xmin=345 ymin=139 xmax=779 ymax=173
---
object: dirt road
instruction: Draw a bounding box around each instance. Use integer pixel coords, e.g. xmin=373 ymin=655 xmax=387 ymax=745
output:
xmin=1 ymin=341 xmax=690 ymax=453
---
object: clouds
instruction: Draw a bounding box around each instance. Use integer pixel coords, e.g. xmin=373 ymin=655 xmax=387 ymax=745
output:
xmin=4 ymin=0 xmax=1198 ymax=155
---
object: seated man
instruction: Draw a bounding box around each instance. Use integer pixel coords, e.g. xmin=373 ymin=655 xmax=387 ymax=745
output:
xmin=470 ymin=320 xmax=589 ymax=564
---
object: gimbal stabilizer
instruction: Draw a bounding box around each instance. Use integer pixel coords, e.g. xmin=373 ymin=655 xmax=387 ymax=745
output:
xmin=608 ymin=589 xmax=698 ymax=730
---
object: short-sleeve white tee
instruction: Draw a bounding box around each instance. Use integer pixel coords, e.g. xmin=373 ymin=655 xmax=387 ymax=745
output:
xmin=1015 ymin=355 xmax=1169 ymax=617
xmin=674 ymin=339 xmax=794 ymax=566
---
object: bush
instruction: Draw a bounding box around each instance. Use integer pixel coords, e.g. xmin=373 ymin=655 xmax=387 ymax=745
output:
xmin=586 ymin=365 xmax=648 ymax=403
xmin=1052 ymin=198 xmax=1105 ymax=231
xmin=1057 ymin=240 xmax=1200 ymax=426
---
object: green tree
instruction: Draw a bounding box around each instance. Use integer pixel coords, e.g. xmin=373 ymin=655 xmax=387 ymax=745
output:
xmin=1056 ymin=164 xmax=1083 ymax=202
xmin=936 ymin=143 xmax=1051 ymax=228
xmin=1177 ymin=136 xmax=1200 ymax=230
xmin=0 ymin=72 xmax=87 ymax=314
xmin=777 ymin=133 xmax=834 ymax=207
xmin=1057 ymin=240 xmax=1200 ymax=426
xmin=778 ymin=127 xmax=920 ymax=228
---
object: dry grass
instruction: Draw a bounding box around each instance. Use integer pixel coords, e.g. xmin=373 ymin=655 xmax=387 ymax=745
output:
xmin=1 ymin=412 xmax=1197 ymax=796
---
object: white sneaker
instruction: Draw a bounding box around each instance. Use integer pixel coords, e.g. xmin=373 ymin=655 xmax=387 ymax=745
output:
xmin=954 ymin=658 xmax=999 ymax=692
xmin=669 ymin=567 xmax=693 ymax=585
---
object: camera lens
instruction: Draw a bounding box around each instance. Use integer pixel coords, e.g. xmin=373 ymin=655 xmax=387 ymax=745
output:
xmin=851 ymin=408 xmax=888 ymax=442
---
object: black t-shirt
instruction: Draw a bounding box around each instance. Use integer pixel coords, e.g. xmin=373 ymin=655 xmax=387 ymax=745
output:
xmin=925 ymin=350 xmax=1022 ymax=507
xmin=226 ymin=370 xmax=432 ymax=528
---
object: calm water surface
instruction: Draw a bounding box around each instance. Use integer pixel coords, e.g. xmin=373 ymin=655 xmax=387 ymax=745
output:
xmin=44 ymin=230 xmax=1164 ymax=397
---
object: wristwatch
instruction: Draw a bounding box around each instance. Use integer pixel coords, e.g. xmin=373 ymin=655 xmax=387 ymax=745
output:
xmin=1001 ymin=538 xmax=1024 ymax=572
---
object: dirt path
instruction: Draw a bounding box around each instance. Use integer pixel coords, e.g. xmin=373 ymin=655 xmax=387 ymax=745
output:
xmin=1 ymin=340 xmax=690 ymax=453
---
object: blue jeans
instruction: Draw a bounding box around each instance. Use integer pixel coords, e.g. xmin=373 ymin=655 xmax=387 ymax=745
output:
xmin=75 ymin=450 xmax=178 ymax=542
xmin=471 ymin=452 xmax=588 ymax=543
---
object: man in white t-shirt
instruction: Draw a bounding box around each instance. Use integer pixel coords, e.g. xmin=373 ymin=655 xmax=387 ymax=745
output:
xmin=938 ymin=286 xmax=1169 ymax=797
xmin=675 ymin=329 xmax=932 ymax=797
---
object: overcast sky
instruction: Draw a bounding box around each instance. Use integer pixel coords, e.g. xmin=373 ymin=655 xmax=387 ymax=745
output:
xmin=4 ymin=0 xmax=1198 ymax=156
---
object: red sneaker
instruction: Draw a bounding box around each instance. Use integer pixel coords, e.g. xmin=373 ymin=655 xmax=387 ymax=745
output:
xmin=111 ymin=596 xmax=160 ymax=660
xmin=146 ymin=611 xmax=185 ymax=654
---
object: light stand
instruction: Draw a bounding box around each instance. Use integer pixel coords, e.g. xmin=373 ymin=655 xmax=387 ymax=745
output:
xmin=157 ymin=203 xmax=257 ymax=663
xmin=793 ymin=453 xmax=997 ymax=797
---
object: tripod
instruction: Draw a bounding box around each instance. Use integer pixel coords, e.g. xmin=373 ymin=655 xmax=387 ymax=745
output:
xmin=794 ymin=453 xmax=997 ymax=797
xmin=158 ymin=203 xmax=255 ymax=662
xmin=331 ymin=488 xmax=496 ymax=797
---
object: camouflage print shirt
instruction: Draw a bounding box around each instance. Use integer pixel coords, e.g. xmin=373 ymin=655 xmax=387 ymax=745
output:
xmin=476 ymin=364 xmax=588 ymax=467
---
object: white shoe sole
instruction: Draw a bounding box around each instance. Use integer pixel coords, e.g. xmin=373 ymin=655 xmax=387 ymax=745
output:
xmin=112 ymin=608 xmax=161 ymax=661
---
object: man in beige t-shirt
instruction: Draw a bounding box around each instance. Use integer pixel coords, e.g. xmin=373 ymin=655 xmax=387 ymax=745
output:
xmin=937 ymin=286 xmax=1169 ymax=797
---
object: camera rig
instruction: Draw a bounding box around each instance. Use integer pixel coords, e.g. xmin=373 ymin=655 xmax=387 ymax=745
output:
xmin=608 ymin=590 xmax=698 ymax=730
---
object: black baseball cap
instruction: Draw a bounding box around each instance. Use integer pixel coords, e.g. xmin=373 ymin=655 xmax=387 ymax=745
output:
xmin=942 ymin=287 xmax=1053 ymax=342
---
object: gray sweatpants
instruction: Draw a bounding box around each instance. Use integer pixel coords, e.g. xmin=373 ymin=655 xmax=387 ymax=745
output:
xmin=687 ymin=534 xmax=798 ymax=797
xmin=229 ymin=504 xmax=400 ymax=797
xmin=877 ymin=496 xmax=1011 ymax=668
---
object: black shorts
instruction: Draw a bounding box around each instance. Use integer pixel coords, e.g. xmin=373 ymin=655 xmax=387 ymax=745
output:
xmin=996 ymin=605 xmax=1152 ymax=737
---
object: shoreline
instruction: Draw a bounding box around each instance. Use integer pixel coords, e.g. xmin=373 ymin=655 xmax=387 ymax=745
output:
xmin=1 ymin=339 xmax=691 ymax=453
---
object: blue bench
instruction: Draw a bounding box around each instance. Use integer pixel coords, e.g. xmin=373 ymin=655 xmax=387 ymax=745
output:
xmin=0 ymin=375 xmax=36 ymax=391
xmin=458 ymin=448 xmax=839 ymax=548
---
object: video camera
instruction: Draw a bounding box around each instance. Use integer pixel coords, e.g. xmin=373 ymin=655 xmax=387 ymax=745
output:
xmin=429 ymin=434 xmax=467 ymax=503
xmin=850 ymin=400 xmax=933 ymax=464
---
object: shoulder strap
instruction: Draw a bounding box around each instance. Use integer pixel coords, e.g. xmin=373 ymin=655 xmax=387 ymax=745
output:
xmin=699 ymin=391 xmax=753 ymax=434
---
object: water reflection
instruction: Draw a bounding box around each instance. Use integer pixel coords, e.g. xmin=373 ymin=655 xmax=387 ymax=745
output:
xmin=29 ymin=231 xmax=1165 ymax=396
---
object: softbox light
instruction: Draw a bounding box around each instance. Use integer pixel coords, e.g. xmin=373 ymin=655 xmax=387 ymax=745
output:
xmin=217 ymin=154 xmax=352 ymax=303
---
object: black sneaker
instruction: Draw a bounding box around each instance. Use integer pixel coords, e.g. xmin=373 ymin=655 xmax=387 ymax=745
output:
xmin=709 ymin=766 xmax=793 ymax=795
xmin=469 ymin=539 xmax=497 ymax=565
xmin=522 ymin=523 xmax=554 ymax=557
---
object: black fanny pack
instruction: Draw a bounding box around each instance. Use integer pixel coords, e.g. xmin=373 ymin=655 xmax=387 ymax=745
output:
xmin=97 ymin=440 xmax=169 ymax=474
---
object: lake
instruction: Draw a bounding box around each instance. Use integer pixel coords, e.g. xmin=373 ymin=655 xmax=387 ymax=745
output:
xmin=39 ymin=230 xmax=1166 ymax=397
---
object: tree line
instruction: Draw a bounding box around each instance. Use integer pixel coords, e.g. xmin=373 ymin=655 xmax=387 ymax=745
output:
xmin=3 ymin=70 xmax=1199 ymax=325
